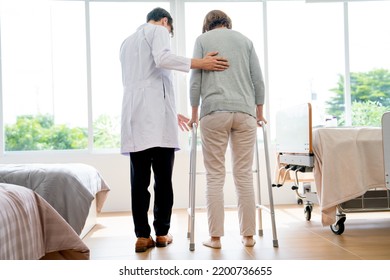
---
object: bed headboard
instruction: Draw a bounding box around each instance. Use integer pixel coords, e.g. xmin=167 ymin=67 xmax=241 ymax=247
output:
xmin=275 ymin=103 xmax=313 ymax=154
xmin=382 ymin=112 xmax=390 ymax=190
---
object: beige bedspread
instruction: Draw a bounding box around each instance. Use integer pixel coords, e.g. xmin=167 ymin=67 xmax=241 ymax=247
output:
xmin=0 ymin=183 xmax=89 ymax=260
xmin=312 ymin=127 xmax=386 ymax=226
xmin=0 ymin=163 xmax=110 ymax=235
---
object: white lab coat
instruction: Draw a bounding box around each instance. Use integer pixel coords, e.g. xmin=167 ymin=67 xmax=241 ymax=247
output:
xmin=120 ymin=23 xmax=191 ymax=154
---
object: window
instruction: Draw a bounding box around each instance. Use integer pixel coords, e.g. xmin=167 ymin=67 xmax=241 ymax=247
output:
xmin=0 ymin=0 xmax=171 ymax=151
xmin=1 ymin=0 xmax=88 ymax=151
xmin=1 ymin=0 xmax=390 ymax=153
xmin=267 ymin=0 xmax=344 ymax=136
xmin=347 ymin=0 xmax=390 ymax=126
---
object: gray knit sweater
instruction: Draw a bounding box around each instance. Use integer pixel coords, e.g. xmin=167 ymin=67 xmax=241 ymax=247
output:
xmin=190 ymin=28 xmax=265 ymax=119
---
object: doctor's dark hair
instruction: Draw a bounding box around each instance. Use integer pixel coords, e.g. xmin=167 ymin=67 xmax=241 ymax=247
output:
xmin=202 ymin=10 xmax=232 ymax=33
xmin=147 ymin=7 xmax=174 ymax=37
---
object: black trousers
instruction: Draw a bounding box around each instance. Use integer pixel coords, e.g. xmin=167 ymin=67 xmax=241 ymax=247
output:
xmin=129 ymin=147 xmax=175 ymax=238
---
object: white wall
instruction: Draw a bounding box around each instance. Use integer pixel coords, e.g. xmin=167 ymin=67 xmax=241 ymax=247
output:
xmin=0 ymin=143 xmax=297 ymax=212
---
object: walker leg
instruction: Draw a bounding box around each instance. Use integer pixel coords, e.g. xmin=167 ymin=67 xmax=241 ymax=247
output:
xmin=260 ymin=122 xmax=279 ymax=247
xmin=255 ymin=140 xmax=264 ymax=236
xmin=188 ymin=124 xmax=198 ymax=251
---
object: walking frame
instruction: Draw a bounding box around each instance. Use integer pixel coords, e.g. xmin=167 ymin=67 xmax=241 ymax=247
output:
xmin=187 ymin=122 xmax=279 ymax=251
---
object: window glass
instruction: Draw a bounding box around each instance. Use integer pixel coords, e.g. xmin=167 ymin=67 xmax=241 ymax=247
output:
xmin=1 ymin=0 xmax=88 ymax=151
xmin=348 ymin=1 xmax=390 ymax=127
xmin=267 ymin=0 xmax=344 ymax=136
xmin=2 ymin=0 xmax=388 ymax=153
xmin=89 ymin=1 xmax=170 ymax=150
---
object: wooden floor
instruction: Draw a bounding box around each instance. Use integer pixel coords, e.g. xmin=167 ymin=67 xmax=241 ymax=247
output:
xmin=83 ymin=204 xmax=390 ymax=260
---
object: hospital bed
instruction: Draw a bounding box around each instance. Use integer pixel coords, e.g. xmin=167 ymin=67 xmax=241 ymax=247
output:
xmin=275 ymin=103 xmax=390 ymax=235
xmin=187 ymin=122 xmax=278 ymax=250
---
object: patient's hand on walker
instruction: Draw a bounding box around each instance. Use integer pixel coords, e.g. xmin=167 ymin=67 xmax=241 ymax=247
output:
xmin=187 ymin=118 xmax=198 ymax=130
xmin=256 ymin=105 xmax=267 ymax=127
xmin=257 ymin=116 xmax=267 ymax=127
xmin=178 ymin=114 xmax=190 ymax=131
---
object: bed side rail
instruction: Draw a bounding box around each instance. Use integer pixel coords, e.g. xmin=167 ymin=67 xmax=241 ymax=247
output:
xmin=275 ymin=102 xmax=312 ymax=154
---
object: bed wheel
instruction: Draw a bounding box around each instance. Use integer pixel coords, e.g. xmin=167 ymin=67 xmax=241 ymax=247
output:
xmin=330 ymin=217 xmax=346 ymax=235
xmin=297 ymin=198 xmax=303 ymax=205
xmin=304 ymin=205 xmax=312 ymax=221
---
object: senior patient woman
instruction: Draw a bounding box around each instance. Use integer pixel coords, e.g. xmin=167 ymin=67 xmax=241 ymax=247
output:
xmin=188 ymin=10 xmax=266 ymax=249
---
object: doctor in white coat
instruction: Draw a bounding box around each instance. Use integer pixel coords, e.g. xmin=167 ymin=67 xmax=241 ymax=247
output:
xmin=119 ymin=7 xmax=229 ymax=253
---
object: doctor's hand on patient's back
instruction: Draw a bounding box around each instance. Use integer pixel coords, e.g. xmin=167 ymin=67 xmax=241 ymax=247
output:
xmin=191 ymin=51 xmax=229 ymax=71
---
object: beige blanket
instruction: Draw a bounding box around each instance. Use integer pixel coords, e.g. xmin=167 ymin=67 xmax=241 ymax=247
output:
xmin=0 ymin=183 xmax=90 ymax=260
xmin=312 ymin=127 xmax=385 ymax=226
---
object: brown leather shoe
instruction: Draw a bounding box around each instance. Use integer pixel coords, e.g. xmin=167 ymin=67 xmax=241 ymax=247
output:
xmin=135 ymin=236 xmax=155 ymax=253
xmin=155 ymin=233 xmax=173 ymax=247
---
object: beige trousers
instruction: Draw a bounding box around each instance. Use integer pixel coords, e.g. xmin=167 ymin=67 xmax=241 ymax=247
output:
xmin=200 ymin=112 xmax=257 ymax=237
